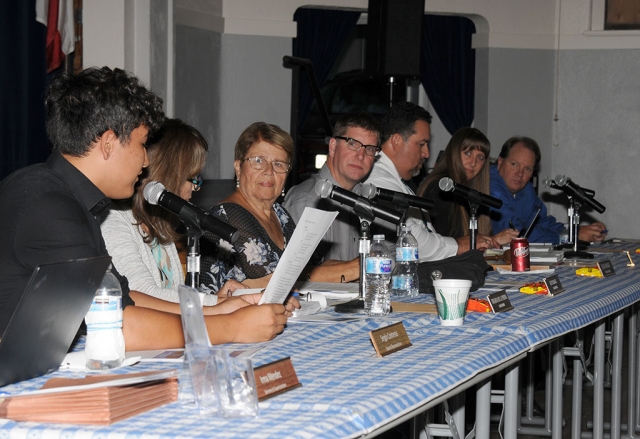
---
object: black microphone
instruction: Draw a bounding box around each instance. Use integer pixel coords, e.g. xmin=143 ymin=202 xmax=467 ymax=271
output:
xmin=543 ymin=176 xmax=595 ymax=197
xmin=555 ymin=175 xmax=606 ymax=213
xmin=360 ymin=183 xmax=434 ymax=211
xmin=314 ymin=180 xmax=402 ymax=225
xmin=438 ymin=177 xmax=503 ymax=209
xmin=143 ymin=181 xmax=239 ymax=242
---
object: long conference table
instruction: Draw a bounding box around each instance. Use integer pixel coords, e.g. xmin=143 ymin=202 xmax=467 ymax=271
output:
xmin=1 ymin=243 xmax=640 ymax=438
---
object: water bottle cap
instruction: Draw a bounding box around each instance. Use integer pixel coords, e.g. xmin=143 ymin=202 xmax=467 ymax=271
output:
xmin=372 ymin=234 xmax=385 ymax=241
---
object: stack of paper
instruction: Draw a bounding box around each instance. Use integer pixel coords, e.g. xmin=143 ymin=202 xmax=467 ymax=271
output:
xmin=0 ymin=370 xmax=178 ymax=425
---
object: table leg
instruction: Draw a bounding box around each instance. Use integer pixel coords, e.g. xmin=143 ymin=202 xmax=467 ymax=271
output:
xmin=476 ymin=378 xmax=492 ymax=439
xmin=551 ymin=339 xmax=563 ymax=439
xmin=594 ymin=319 xmax=606 ymax=439
xmin=504 ymin=361 xmax=520 ymax=439
xmin=611 ymin=311 xmax=624 ymax=439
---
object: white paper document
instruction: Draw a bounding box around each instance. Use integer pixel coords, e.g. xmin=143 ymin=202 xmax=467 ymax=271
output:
xmin=258 ymin=207 xmax=338 ymax=305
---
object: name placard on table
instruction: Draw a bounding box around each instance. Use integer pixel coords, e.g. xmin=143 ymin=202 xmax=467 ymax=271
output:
xmin=369 ymin=322 xmax=412 ymax=357
xmin=253 ymin=357 xmax=301 ymax=401
xmin=544 ymin=274 xmax=565 ymax=296
xmin=486 ymin=290 xmax=514 ymax=313
xmin=597 ymin=259 xmax=616 ymax=277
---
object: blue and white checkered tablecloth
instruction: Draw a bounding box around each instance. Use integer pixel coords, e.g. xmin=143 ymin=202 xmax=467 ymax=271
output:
xmin=1 ymin=245 xmax=638 ymax=438
xmin=0 ymin=318 xmax=529 ymax=438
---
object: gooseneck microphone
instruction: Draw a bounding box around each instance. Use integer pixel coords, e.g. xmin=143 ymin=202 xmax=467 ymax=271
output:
xmin=315 ymin=180 xmax=402 ymax=225
xmin=555 ymin=175 xmax=606 ymax=213
xmin=439 ymin=177 xmax=503 ymax=209
xmin=359 ymin=183 xmax=434 ymax=211
xmin=543 ymin=177 xmax=595 ymax=197
xmin=144 ymin=181 xmax=239 ymax=242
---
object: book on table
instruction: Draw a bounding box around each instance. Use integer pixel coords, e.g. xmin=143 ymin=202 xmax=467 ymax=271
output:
xmin=0 ymin=369 xmax=178 ymax=425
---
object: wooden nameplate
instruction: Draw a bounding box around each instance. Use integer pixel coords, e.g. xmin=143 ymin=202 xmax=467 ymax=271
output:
xmin=369 ymin=322 xmax=412 ymax=357
xmin=253 ymin=357 xmax=301 ymax=401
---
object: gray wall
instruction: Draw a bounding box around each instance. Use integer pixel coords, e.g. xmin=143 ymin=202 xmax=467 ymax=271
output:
xmin=217 ymin=34 xmax=292 ymax=178
xmin=175 ymin=24 xmax=222 ymax=177
xmin=174 ymin=29 xmax=291 ymax=179
xmin=150 ymin=1 xmax=169 ymax=106
xmin=552 ymin=49 xmax=640 ymax=238
xmin=479 ymin=48 xmax=556 ymax=178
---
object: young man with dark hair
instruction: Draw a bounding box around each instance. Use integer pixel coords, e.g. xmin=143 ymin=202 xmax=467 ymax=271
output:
xmin=0 ymin=67 xmax=294 ymax=349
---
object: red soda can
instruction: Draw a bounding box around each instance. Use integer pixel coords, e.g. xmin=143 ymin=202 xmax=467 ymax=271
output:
xmin=511 ymin=238 xmax=530 ymax=272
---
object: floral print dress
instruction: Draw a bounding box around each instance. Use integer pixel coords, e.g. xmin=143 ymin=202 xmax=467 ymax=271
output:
xmin=201 ymin=202 xmax=296 ymax=292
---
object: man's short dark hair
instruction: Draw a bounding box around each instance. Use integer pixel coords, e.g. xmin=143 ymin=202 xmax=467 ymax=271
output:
xmin=499 ymin=136 xmax=541 ymax=167
xmin=380 ymin=102 xmax=432 ymax=145
xmin=46 ymin=67 xmax=165 ymax=157
xmin=333 ymin=112 xmax=381 ymax=145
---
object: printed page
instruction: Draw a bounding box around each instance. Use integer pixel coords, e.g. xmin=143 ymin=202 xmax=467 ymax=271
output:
xmin=259 ymin=207 xmax=337 ymax=305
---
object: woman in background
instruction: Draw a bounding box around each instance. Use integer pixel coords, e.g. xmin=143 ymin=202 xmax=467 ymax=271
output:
xmin=202 ymin=122 xmax=359 ymax=291
xmin=101 ymin=119 xmax=245 ymax=307
xmin=417 ymin=127 xmax=517 ymax=246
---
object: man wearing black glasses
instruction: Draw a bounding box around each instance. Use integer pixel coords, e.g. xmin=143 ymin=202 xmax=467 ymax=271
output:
xmin=284 ymin=112 xmax=381 ymax=265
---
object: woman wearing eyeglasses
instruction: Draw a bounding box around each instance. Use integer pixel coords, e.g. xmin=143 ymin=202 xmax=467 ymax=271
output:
xmin=202 ymin=122 xmax=350 ymax=291
xmin=101 ymin=118 xmax=245 ymax=305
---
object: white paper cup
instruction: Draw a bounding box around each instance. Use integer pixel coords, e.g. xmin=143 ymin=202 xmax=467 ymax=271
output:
xmin=433 ymin=279 xmax=472 ymax=326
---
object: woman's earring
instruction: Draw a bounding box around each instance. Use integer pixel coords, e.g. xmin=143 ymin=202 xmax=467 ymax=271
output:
xmin=236 ymin=179 xmax=240 ymax=189
xmin=281 ymin=188 xmax=285 ymax=197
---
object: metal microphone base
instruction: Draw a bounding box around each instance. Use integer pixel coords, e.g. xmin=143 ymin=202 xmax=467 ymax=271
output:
xmin=334 ymin=299 xmax=365 ymax=314
xmin=564 ymin=250 xmax=594 ymax=259
xmin=556 ymin=241 xmax=589 ymax=251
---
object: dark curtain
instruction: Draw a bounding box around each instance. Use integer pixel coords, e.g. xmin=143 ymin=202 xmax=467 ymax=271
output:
xmin=420 ymin=15 xmax=476 ymax=135
xmin=0 ymin=1 xmax=49 ymax=179
xmin=292 ymin=8 xmax=360 ymax=133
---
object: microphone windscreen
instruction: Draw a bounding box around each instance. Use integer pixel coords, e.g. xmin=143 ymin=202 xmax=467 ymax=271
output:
xmin=360 ymin=183 xmax=376 ymax=199
xmin=542 ymin=177 xmax=553 ymax=188
xmin=556 ymin=175 xmax=568 ymax=187
xmin=315 ymin=179 xmax=334 ymax=198
xmin=143 ymin=181 xmax=165 ymax=205
xmin=438 ymin=177 xmax=454 ymax=192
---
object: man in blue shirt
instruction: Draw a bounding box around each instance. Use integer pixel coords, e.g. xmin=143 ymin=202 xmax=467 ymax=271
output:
xmin=489 ymin=136 xmax=607 ymax=244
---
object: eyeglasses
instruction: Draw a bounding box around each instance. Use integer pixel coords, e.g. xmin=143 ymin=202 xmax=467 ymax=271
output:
xmin=187 ymin=173 xmax=203 ymax=191
xmin=244 ymin=156 xmax=291 ymax=174
xmin=334 ymin=136 xmax=381 ymax=157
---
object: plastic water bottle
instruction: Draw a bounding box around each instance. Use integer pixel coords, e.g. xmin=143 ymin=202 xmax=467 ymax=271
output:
xmin=391 ymin=224 xmax=419 ymax=297
xmin=364 ymin=234 xmax=392 ymax=316
xmin=85 ymin=266 xmax=125 ymax=370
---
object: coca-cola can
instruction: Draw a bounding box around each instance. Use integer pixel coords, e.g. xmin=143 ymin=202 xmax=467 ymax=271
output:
xmin=511 ymin=238 xmax=530 ymax=272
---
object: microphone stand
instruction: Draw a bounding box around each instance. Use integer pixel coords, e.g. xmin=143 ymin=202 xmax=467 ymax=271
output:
xmin=563 ymin=199 xmax=593 ymax=259
xmin=555 ymin=196 xmax=588 ymax=253
xmin=184 ymin=224 xmax=203 ymax=288
xmin=468 ymin=202 xmax=480 ymax=250
xmin=334 ymin=197 xmax=386 ymax=314
xmin=334 ymin=220 xmax=372 ymax=313
xmin=461 ymin=190 xmax=484 ymax=250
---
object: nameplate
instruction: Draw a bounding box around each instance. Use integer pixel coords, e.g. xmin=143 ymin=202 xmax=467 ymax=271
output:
xmin=544 ymin=274 xmax=565 ymax=296
xmin=369 ymin=322 xmax=412 ymax=357
xmin=597 ymin=260 xmax=616 ymax=277
xmin=253 ymin=357 xmax=301 ymax=401
xmin=486 ymin=290 xmax=514 ymax=313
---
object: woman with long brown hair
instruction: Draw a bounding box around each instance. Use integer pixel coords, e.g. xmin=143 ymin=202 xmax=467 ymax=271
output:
xmin=102 ymin=118 xmax=244 ymax=305
xmin=417 ymin=127 xmax=517 ymax=246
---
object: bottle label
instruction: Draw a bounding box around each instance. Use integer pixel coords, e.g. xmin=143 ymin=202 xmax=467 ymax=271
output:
xmin=365 ymin=257 xmax=393 ymax=274
xmin=86 ymin=297 xmax=123 ymax=331
xmin=392 ymin=275 xmax=415 ymax=289
xmin=396 ymin=247 xmax=419 ymax=262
